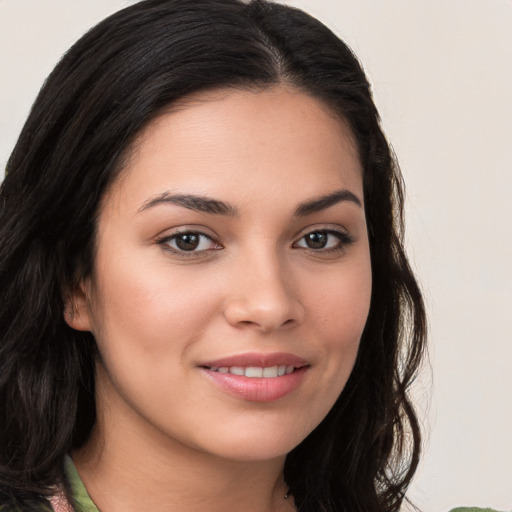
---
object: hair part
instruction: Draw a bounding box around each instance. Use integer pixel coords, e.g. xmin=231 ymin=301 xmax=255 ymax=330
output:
xmin=0 ymin=1 xmax=427 ymax=511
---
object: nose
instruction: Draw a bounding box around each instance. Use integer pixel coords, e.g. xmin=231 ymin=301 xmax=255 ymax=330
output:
xmin=223 ymin=253 xmax=305 ymax=333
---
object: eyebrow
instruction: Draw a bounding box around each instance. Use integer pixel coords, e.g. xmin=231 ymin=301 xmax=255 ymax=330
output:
xmin=138 ymin=192 xmax=239 ymax=216
xmin=294 ymin=189 xmax=362 ymax=216
xmin=138 ymin=188 xmax=362 ymax=217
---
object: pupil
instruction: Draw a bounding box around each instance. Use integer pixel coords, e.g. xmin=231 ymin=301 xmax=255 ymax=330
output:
xmin=306 ymin=232 xmax=327 ymax=249
xmin=176 ymin=233 xmax=199 ymax=251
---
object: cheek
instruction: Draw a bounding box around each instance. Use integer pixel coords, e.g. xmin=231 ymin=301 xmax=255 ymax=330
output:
xmin=311 ymin=260 xmax=372 ymax=341
xmin=87 ymin=255 xmax=223 ymax=357
xmin=85 ymin=263 xmax=224 ymax=414
xmin=307 ymin=256 xmax=372 ymax=389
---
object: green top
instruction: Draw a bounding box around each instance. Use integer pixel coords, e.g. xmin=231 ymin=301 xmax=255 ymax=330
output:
xmin=0 ymin=460 xmax=507 ymax=512
xmin=64 ymin=456 xmax=99 ymax=512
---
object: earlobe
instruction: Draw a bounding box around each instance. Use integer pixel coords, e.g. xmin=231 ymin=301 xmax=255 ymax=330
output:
xmin=64 ymin=282 xmax=93 ymax=332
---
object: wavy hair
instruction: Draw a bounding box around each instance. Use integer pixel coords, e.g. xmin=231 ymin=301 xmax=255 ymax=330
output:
xmin=0 ymin=1 xmax=427 ymax=510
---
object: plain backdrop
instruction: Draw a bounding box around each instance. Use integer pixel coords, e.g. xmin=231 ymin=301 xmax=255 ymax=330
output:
xmin=1 ymin=1 xmax=511 ymax=511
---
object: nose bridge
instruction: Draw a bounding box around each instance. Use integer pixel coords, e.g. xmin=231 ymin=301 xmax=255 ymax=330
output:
xmin=223 ymin=244 xmax=303 ymax=331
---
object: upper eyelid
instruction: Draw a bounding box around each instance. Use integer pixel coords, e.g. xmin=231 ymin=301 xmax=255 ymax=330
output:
xmin=294 ymin=229 xmax=352 ymax=243
xmin=156 ymin=226 xmax=218 ymax=241
xmin=292 ymin=225 xmax=351 ymax=242
xmin=163 ymin=231 xmax=214 ymax=241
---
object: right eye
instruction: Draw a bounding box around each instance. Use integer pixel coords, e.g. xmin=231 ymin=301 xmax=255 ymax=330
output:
xmin=158 ymin=231 xmax=221 ymax=253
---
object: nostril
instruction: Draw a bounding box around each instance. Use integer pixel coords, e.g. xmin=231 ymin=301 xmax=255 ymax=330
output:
xmin=238 ymin=320 xmax=257 ymax=327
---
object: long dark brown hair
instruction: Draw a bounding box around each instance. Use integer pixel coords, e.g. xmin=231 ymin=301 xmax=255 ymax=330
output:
xmin=0 ymin=1 xmax=426 ymax=510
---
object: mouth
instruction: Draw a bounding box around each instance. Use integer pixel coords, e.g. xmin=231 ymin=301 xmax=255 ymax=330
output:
xmin=199 ymin=353 xmax=310 ymax=402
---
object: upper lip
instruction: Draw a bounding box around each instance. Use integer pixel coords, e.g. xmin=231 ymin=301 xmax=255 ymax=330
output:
xmin=200 ymin=352 xmax=309 ymax=369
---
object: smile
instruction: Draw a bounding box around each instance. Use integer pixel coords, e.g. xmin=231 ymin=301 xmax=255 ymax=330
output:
xmin=200 ymin=353 xmax=310 ymax=402
xmin=208 ymin=365 xmax=296 ymax=378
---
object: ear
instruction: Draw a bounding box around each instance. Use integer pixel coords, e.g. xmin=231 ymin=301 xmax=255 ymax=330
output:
xmin=64 ymin=280 xmax=93 ymax=332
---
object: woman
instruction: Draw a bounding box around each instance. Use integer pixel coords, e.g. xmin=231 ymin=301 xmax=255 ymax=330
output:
xmin=0 ymin=0 xmax=427 ymax=511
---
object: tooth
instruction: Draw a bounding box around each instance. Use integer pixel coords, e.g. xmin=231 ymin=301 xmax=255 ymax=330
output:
xmin=245 ymin=367 xmax=263 ymax=378
xmin=215 ymin=365 xmax=296 ymax=377
xmin=263 ymin=366 xmax=278 ymax=378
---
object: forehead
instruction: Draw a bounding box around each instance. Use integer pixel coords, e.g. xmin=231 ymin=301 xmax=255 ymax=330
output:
xmin=106 ymin=85 xmax=363 ymax=213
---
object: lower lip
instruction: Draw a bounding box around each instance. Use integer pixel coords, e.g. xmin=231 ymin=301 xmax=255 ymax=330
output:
xmin=201 ymin=367 xmax=308 ymax=402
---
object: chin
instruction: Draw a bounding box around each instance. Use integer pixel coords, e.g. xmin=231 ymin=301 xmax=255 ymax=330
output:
xmin=197 ymin=420 xmax=314 ymax=463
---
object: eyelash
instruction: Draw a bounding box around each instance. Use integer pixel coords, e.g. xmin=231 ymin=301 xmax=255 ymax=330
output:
xmin=157 ymin=228 xmax=354 ymax=257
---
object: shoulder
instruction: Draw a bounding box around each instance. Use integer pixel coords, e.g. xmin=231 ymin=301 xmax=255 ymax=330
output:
xmin=449 ymin=508 xmax=509 ymax=512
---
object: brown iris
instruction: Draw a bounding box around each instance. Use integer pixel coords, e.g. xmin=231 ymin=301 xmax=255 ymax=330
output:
xmin=304 ymin=232 xmax=328 ymax=249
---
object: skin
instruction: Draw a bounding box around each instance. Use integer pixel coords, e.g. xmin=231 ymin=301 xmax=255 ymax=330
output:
xmin=67 ymin=85 xmax=372 ymax=512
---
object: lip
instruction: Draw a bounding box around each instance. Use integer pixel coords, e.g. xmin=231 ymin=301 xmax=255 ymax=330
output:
xmin=199 ymin=352 xmax=310 ymax=403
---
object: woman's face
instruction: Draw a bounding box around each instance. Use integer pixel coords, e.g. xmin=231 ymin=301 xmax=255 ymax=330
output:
xmin=69 ymin=85 xmax=372 ymax=462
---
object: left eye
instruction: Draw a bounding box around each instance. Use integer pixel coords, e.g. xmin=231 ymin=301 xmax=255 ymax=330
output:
xmin=294 ymin=230 xmax=351 ymax=250
xmin=161 ymin=232 xmax=219 ymax=252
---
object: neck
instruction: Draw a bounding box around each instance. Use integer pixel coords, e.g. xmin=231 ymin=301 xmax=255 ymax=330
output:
xmin=73 ymin=408 xmax=293 ymax=512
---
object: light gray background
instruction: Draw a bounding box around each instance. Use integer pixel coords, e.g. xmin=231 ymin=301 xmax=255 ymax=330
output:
xmin=1 ymin=1 xmax=511 ymax=510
